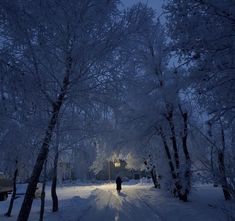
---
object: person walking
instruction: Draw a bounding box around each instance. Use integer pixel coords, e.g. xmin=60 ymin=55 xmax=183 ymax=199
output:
xmin=116 ymin=176 xmax=122 ymax=194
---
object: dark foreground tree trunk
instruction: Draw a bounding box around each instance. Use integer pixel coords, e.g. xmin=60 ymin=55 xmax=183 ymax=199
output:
xmin=180 ymin=111 xmax=191 ymax=202
xmin=17 ymin=58 xmax=71 ymax=221
xmin=51 ymin=150 xmax=59 ymax=212
xmin=218 ymin=126 xmax=231 ymax=200
xmin=39 ymin=160 xmax=47 ymax=221
xmin=218 ymin=150 xmax=231 ymax=200
xmin=5 ymin=160 xmax=18 ymax=217
xmin=17 ymin=105 xmax=60 ymax=221
xmin=51 ymin=121 xmax=59 ymax=212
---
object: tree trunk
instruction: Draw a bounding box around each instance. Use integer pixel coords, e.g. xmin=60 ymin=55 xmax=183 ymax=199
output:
xmin=218 ymin=125 xmax=231 ymax=200
xmin=51 ymin=121 xmax=59 ymax=212
xmin=180 ymin=111 xmax=191 ymax=202
xmin=51 ymin=151 xmax=59 ymax=212
xmin=165 ymin=111 xmax=185 ymax=200
xmin=17 ymin=105 xmax=60 ymax=221
xmin=150 ymin=168 xmax=160 ymax=189
xmin=166 ymin=110 xmax=180 ymax=179
xmin=5 ymin=160 xmax=18 ymax=217
xmin=218 ymin=151 xmax=231 ymax=200
xmin=144 ymin=156 xmax=160 ymax=189
xmin=207 ymin=121 xmax=217 ymax=186
xmin=210 ymin=145 xmax=217 ymax=186
xmin=39 ymin=160 xmax=47 ymax=221
xmin=17 ymin=57 xmax=71 ymax=221
xmin=159 ymin=127 xmax=182 ymax=197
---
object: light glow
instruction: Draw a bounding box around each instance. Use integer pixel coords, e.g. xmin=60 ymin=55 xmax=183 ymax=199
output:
xmin=114 ymin=160 xmax=121 ymax=167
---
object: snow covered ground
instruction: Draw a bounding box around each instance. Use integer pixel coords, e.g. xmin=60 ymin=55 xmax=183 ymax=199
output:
xmin=0 ymin=181 xmax=234 ymax=221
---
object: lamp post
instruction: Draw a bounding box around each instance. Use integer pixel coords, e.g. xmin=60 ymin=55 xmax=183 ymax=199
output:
xmin=108 ymin=159 xmax=121 ymax=182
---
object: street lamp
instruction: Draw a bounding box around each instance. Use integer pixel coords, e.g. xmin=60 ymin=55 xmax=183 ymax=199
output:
xmin=108 ymin=159 xmax=121 ymax=182
xmin=114 ymin=159 xmax=121 ymax=168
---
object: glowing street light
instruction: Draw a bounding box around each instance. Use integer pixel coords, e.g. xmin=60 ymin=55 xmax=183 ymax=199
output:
xmin=108 ymin=158 xmax=121 ymax=182
xmin=114 ymin=159 xmax=121 ymax=168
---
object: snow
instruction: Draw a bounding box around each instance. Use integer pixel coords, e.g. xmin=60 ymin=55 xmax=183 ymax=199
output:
xmin=0 ymin=181 xmax=234 ymax=221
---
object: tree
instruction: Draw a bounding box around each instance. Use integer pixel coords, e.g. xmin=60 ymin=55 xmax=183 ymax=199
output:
xmin=39 ymin=160 xmax=47 ymax=221
xmin=1 ymin=1 xmax=158 ymax=219
xmin=51 ymin=123 xmax=60 ymax=212
xmin=0 ymin=0 xmax=128 ymax=220
xmin=165 ymin=0 xmax=235 ymax=200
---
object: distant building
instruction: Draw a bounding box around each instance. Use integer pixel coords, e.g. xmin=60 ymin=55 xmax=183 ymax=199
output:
xmin=96 ymin=159 xmax=145 ymax=180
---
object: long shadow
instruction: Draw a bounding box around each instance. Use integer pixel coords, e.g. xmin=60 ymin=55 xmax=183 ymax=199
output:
xmin=43 ymin=188 xmax=118 ymax=221
xmin=118 ymin=192 xmax=127 ymax=198
xmin=42 ymin=193 xmax=97 ymax=221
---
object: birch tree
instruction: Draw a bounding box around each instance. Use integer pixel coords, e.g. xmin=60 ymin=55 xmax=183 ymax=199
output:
xmin=0 ymin=0 xmax=130 ymax=220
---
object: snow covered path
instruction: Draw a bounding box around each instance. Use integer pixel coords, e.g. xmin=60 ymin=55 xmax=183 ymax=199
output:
xmin=77 ymin=185 xmax=162 ymax=221
xmin=0 ymin=182 xmax=233 ymax=221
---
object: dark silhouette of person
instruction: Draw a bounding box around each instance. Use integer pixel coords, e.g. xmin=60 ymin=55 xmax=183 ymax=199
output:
xmin=116 ymin=176 xmax=122 ymax=193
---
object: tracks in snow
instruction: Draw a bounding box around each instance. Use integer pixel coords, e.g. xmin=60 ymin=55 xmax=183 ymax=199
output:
xmin=77 ymin=189 xmax=113 ymax=221
xmin=132 ymin=190 xmax=165 ymax=221
xmin=77 ymin=187 xmax=163 ymax=221
xmin=124 ymin=190 xmax=163 ymax=221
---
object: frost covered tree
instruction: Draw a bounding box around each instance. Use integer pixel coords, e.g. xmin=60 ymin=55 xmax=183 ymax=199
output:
xmin=0 ymin=0 xmax=162 ymax=219
xmin=165 ymin=0 xmax=235 ymax=121
xmin=112 ymin=14 xmax=193 ymax=200
xmin=0 ymin=0 xmax=133 ymax=219
xmin=165 ymin=0 xmax=235 ymax=200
